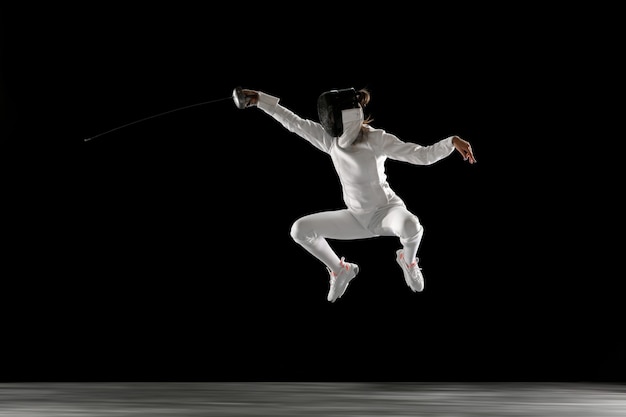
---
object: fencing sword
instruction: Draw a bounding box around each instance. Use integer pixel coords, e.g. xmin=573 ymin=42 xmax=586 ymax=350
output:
xmin=84 ymin=87 xmax=252 ymax=142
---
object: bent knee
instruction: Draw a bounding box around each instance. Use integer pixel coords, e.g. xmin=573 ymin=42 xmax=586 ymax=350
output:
xmin=402 ymin=216 xmax=423 ymax=238
xmin=290 ymin=218 xmax=314 ymax=243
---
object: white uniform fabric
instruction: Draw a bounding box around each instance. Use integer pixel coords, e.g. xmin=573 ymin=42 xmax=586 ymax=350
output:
xmin=337 ymin=107 xmax=364 ymax=148
xmin=256 ymin=91 xmax=456 ymax=272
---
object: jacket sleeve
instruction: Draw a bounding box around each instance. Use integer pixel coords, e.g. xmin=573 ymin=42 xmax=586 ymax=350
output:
xmin=256 ymin=92 xmax=333 ymax=154
xmin=377 ymin=129 xmax=455 ymax=165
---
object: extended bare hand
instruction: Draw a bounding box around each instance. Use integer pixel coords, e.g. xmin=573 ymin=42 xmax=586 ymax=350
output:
xmin=241 ymin=89 xmax=259 ymax=107
xmin=451 ymin=136 xmax=476 ymax=164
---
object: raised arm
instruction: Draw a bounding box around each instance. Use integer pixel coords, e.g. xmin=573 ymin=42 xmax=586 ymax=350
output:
xmin=238 ymin=89 xmax=334 ymax=153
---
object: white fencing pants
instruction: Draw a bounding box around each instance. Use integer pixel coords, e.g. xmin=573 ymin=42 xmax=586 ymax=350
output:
xmin=289 ymin=201 xmax=424 ymax=274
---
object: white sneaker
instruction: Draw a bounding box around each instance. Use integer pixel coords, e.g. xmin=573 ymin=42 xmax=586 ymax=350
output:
xmin=327 ymin=257 xmax=359 ymax=302
xmin=396 ymin=249 xmax=424 ymax=292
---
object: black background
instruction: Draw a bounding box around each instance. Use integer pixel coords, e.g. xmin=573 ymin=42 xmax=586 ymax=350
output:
xmin=1 ymin=3 xmax=623 ymax=382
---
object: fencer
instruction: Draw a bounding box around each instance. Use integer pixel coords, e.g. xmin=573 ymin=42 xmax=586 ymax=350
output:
xmin=236 ymin=87 xmax=476 ymax=302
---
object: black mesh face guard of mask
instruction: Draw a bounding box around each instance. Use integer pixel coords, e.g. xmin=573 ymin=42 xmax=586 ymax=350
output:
xmin=317 ymin=88 xmax=360 ymax=137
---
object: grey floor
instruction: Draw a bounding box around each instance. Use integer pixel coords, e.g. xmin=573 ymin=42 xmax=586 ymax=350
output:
xmin=0 ymin=382 xmax=625 ymax=416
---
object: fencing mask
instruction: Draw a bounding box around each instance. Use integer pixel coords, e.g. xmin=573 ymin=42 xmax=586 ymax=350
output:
xmin=317 ymin=88 xmax=364 ymax=148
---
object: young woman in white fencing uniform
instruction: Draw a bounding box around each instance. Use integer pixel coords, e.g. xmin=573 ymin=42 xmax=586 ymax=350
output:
xmin=236 ymin=87 xmax=476 ymax=302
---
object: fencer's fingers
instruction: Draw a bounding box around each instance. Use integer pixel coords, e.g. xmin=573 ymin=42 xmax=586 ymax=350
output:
xmin=461 ymin=144 xmax=476 ymax=164
xmin=243 ymin=91 xmax=259 ymax=106
xmin=452 ymin=137 xmax=476 ymax=163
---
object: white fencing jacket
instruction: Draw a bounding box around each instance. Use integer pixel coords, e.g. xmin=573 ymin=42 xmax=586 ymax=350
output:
xmin=257 ymin=92 xmax=455 ymax=214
